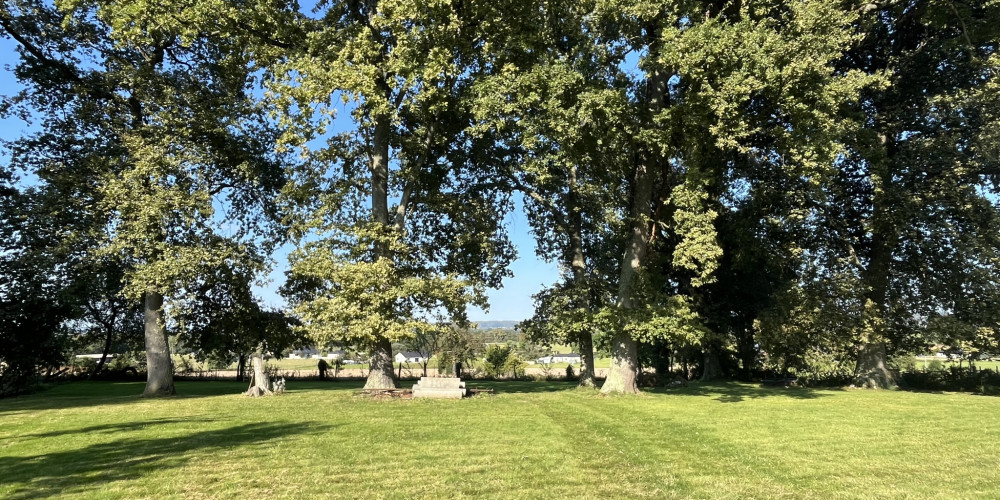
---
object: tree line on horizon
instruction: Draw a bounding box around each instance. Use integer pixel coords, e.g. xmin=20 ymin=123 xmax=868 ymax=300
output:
xmin=1 ymin=0 xmax=998 ymax=396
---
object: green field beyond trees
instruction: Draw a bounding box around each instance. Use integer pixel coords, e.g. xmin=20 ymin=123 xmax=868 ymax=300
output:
xmin=2 ymin=381 xmax=998 ymax=499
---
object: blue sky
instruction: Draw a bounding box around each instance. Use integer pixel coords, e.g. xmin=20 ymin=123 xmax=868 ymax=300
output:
xmin=254 ymin=197 xmax=561 ymax=322
xmin=0 ymin=33 xmax=559 ymax=322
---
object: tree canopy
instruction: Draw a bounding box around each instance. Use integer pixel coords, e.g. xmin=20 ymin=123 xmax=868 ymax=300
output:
xmin=2 ymin=0 xmax=997 ymax=394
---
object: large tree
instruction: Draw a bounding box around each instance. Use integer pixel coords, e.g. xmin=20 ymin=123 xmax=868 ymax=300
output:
xmin=829 ymin=0 xmax=1000 ymax=388
xmin=1 ymin=0 xmax=287 ymax=396
xmin=477 ymin=0 xmax=631 ymax=388
xmin=274 ymin=0 xmax=518 ymax=389
xmin=0 ymin=173 xmax=74 ymax=395
xmin=581 ymin=0 xmax=873 ymax=392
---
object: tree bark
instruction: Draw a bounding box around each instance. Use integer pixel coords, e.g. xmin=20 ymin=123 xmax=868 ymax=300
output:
xmin=92 ymin=324 xmax=114 ymax=378
xmin=700 ymin=345 xmax=724 ymax=381
xmin=855 ymin=141 xmax=899 ymax=390
xmin=567 ymin=166 xmax=597 ymax=388
xmin=600 ymin=60 xmax=665 ymax=394
xmin=141 ymin=292 xmax=175 ymax=397
xmin=246 ymin=347 xmax=272 ymax=397
xmin=577 ymin=334 xmax=596 ymax=388
xmin=364 ymin=104 xmax=401 ymax=390
xmin=364 ymin=337 xmax=398 ymax=389
xmin=855 ymin=341 xmax=895 ymax=389
xmin=236 ymin=354 xmax=247 ymax=382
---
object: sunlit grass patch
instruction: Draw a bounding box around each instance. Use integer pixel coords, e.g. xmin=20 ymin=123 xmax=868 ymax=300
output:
xmin=2 ymin=381 xmax=999 ymax=499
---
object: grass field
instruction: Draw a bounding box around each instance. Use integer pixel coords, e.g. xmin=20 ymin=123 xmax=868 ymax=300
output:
xmin=2 ymin=381 xmax=998 ymax=499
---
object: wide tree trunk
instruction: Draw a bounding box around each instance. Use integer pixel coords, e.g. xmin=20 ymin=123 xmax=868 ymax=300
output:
xmin=246 ymin=347 xmax=273 ymax=397
xmin=855 ymin=341 xmax=895 ymax=389
xmin=700 ymin=346 xmax=724 ymax=382
xmin=141 ymin=292 xmax=175 ymax=397
xmin=600 ymin=43 xmax=667 ymax=394
xmin=602 ymin=336 xmax=639 ymax=393
xmin=365 ymin=337 xmax=398 ymax=389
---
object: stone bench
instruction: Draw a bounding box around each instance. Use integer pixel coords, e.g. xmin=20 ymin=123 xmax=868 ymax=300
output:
xmin=412 ymin=377 xmax=467 ymax=399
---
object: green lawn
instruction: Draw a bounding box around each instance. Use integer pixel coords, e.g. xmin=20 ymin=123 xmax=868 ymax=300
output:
xmin=2 ymin=381 xmax=998 ymax=499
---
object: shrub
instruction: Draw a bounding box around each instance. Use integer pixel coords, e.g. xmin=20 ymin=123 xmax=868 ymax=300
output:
xmin=900 ymin=366 xmax=1000 ymax=394
xmin=504 ymin=354 xmax=526 ymax=379
xmin=483 ymin=344 xmax=513 ymax=378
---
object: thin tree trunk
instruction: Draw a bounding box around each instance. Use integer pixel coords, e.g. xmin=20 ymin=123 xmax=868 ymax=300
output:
xmin=577 ymin=334 xmax=596 ymax=388
xmin=568 ymin=166 xmax=596 ymax=388
xmin=92 ymin=325 xmax=114 ymax=378
xmin=141 ymin=292 xmax=174 ymax=397
xmin=738 ymin=328 xmax=756 ymax=381
xmin=246 ymin=347 xmax=272 ymax=397
xmin=236 ymin=354 xmax=246 ymax=382
xmin=365 ymin=337 xmax=398 ymax=389
xmin=653 ymin=343 xmax=671 ymax=379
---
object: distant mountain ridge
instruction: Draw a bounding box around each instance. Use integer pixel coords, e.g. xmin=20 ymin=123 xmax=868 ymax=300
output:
xmin=472 ymin=320 xmax=519 ymax=330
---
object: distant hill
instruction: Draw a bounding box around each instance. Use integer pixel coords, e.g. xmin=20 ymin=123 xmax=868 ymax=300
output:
xmin=473 ymin=320 xmax=520 ymax=330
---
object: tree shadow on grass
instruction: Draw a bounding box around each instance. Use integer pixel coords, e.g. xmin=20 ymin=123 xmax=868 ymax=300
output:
xmin=0 ymin=419 xmax=336 ymax=499
xmin=463 ymin=380 xmax=580 ymax=394
xmin=645 ymin=381 xmax=841 ymax=403
xmin=0 ymin=381 xmax=255 ymax=415
xmin=15 ymin=417 xmax=219 ymax=440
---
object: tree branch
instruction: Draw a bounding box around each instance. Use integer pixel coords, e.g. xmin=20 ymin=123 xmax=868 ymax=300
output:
xmin=393 ymin=122 xmax=437 ymax=231
xmin=0 ymin=14 xmax=113 ymax=101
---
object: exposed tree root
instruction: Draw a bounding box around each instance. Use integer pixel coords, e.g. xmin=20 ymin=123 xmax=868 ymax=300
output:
xmin=245 ymin=385 xmax=273 ymax=397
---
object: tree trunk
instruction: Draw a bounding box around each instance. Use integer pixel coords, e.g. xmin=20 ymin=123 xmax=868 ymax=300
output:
xmin=567 ymin=166 xmax=597 ymax=388
xmin=362 ymin=105 xmax=401 ymax=390
xmin=600 ymin=46 xmax=666 ymax=394
xmin=92 ymin=325 xmax=114 ymax=379
xmin=653 ymin=343 xmax=671 ymax=379
xmin=855 ymin=342 xmax=895 ymax=389
xmin=737 ymin=328 xmax=757 ymax=381
xmin=602 ymin=335 xmax=639 ymax=393
xmin=577 ymin=334 xmax=596 ymax=388
xmin=600 ymin=135 xmax=655 ymax=394
xmin=141 ymin=292 xmax=175 ymax=397
xmin=854 ymin=134 xmax=899 ymax=389
xmin=364 ymin=337 xmax=398 ymax=389
xmin=246 ymin=347 xmax=272 ymax=397
xmin=600 ymin=130 xmax=655 ymax=395
xmin=236 ymin=354 xmax=247 ymax=382
xmin=700 ymin=346 xmax=724 ymax=381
